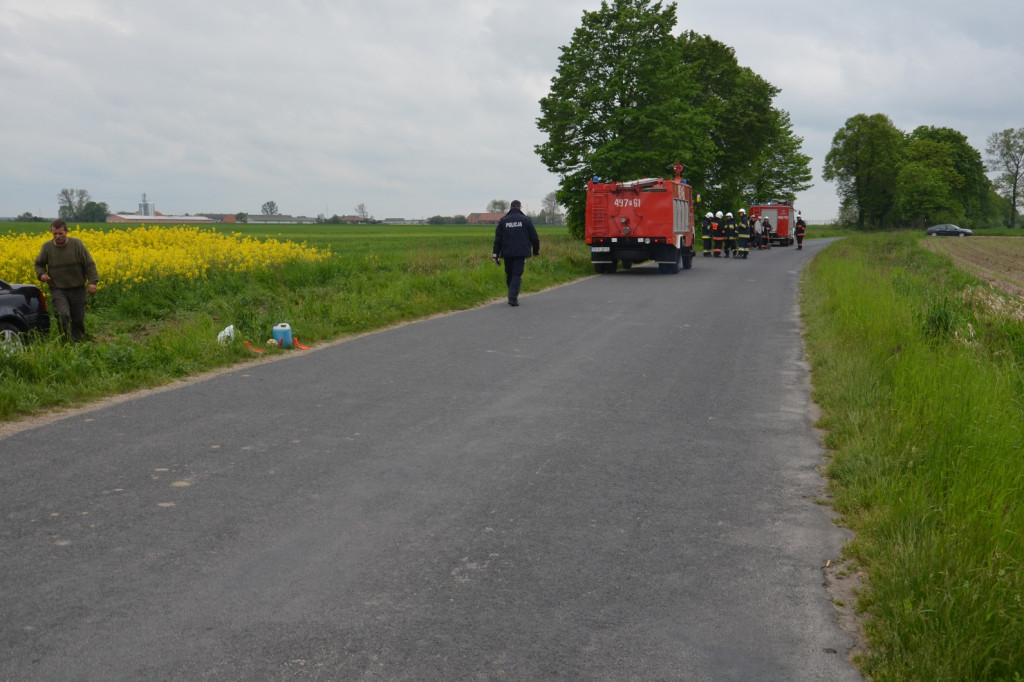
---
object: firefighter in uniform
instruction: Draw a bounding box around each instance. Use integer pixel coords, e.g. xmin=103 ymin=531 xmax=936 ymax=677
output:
xmin=795 ymin=213 xmax=806 ymax=250
xmin=736 ymin=208 xmax=750 ymax=259
xmin=702 ymin=211 xmax=714 ymax=257
xmin=761 ymin=216 xmax=773 ymax=249
xmin=723 ymin=212 xmax=738 ymax=258
xmin=712 ymin=210 xmax=725 ymax=257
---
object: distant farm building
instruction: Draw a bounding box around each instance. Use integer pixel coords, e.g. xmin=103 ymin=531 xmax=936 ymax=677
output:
xmin=108 ymin=213 xmax=213 ymax=223
xmin=465 ymin=212 xmax=504 ymax=225
xmin=196 ymin=214 xmax=237 ymax=223
xmin=109 ymin=193 xmax=214 ymax=223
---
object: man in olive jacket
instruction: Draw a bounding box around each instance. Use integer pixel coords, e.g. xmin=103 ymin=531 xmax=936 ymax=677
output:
xmin=34 ymin=219 xmax=99 ymax=342
xmin=492 ymin=200 xmax=540 ymax=307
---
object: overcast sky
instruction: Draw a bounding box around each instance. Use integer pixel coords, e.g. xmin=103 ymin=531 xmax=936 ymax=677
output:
xmin=2 ymin=0 xmax=1021 ymax=222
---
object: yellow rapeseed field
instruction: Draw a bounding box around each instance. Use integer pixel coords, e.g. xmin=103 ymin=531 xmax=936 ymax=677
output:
xmin=0 ymin=225 xmax=328 ymax=288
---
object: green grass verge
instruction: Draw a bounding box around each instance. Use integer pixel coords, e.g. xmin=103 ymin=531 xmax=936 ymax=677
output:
xmin=1 ymin=224 xmax=592 ymax=421
xmin=802 ymin=231 xmax=1024 ymax=680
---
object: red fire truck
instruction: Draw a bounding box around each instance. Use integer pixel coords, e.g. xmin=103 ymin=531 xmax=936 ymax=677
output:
xmin=585 ymin=163 xmax=696 ymax=274
xmin=749 ymin=201 xmax=796 ymax=247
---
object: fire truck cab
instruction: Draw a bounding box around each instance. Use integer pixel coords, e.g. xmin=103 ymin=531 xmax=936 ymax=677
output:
xmin=749 ymin=201 xmax=796 ymax=247
xmin=585 ymin=163 xmax=696 ymax=274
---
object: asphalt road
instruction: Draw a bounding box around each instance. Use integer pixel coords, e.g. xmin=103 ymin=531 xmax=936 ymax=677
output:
xmin=0 ymin=237 xmax=862 ymax=681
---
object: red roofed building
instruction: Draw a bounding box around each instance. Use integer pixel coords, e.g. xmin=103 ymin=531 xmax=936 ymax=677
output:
xmin=465 ymin=212 xmax=505 ymax=225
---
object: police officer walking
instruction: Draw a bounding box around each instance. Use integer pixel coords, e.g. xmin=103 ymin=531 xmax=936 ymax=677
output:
xmin=492 ymin=200 xmax=540 ymax=307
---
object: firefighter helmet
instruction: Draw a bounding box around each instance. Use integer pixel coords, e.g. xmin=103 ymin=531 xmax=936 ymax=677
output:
xmin=738 ymin=208 xmax=746 ymax=214
xmin=726 ymin=212 xmax=733 ymax=218
xmin=705 ymin=212 xmax=713 ymax=219
xmin=715 ymin=211 xmax=723 ymax=219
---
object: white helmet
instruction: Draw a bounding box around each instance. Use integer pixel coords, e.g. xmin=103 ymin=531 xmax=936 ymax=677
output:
xmin=725 ymin=212 xmax=733 ymax=218
xmin=738 ymin=208 xmax=746 ymax=214
xmin=705 ymin=212 xmax=713 ymax=219
xmin=715 ymin=211 xmax=723 ymax=219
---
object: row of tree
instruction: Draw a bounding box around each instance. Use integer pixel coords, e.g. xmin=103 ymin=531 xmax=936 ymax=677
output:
xmin=535 ymin=0 xmax=812 ymax=238
xmin=487 ymin=194 xmax=565 ymax=225
xmin=823 ymin=116 xmax=1024 ymax=229
xmin=57 ymin=188 xmax=109 ymax=223
xmin=423 ymin=209 xmax=565 ymax=226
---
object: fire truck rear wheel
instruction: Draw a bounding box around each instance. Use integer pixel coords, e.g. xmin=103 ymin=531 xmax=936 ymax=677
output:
xmin=658 ymin=249 xmax=682 ymax=274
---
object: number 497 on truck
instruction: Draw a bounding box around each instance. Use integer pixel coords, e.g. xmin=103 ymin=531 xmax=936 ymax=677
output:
xmin=585 ymin=162 xmax=696 ymax=274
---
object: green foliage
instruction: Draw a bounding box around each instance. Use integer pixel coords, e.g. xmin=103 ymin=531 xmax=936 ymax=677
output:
xmin=986 ymin=127 xmax=1024 ymax=229
xmin=78 ymin=201 xmax=109 ymax=222
xmin=803 ymin=232 xmax=1024 ymax=679
xmin=428 ymin=215 xmax=467 ymax=225
xmin=0 ymin=224 xmax=591 ymax=421
xmin=15 ymin=212 xmax=48 ymax=222
xmin=537 ymin=0 xmax=690 ymax=239
xmin=677 ymin=32 xmax=810 ymax=210
xmin=55 ymin=188 xmax=107 ymax=222
xmin=895 ymin=141 xmax=959 ymax=228
xmin=824 ymin=118 xmax=1006 ymax=230
xmin=911 ymin=126 xmax=989 ymax=228
xmin=746 ymin=108 xmax=813 ymax=205
xmin=536 ymin=2 xmax=811 ymax=238
xmin=823 ymin=113 xmax=905 ymax=228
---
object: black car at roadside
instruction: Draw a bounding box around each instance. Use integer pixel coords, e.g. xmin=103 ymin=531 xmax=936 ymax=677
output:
xmin=0 ymin=279 xmax=50 ymax=352
xmin=926 ymin=223 xmax=973 ymax=237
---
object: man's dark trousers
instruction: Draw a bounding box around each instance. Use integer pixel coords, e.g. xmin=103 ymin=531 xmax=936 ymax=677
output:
xmin=51 ymin=286 xmax=88 ymax=341
xmin=504 ymin=257 xmax=526 ymax=302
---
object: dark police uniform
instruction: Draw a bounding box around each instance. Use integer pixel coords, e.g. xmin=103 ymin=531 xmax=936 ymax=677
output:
xmin=493 ymin=202 xmax=540 ymax=306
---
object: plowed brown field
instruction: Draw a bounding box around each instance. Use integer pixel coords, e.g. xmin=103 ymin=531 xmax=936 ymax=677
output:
xmin=922 ymin=236 xmax=1024 ymax=299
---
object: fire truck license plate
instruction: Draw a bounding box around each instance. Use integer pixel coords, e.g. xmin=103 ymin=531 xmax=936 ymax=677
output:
xmin=591 ymin=246 xmax=611 ymax=252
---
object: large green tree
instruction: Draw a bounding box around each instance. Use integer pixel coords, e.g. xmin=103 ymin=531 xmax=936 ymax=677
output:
xmin=895 ymin=139 xmax=959 ymax=227
xmin=78 ymin=201 xmax=109 ymax=223
xmin=909 ymin=126 xmax=989 ymax=227
xmin=57 ymin=188 xmax=91 ymax=222
xmin=823 ymin=113 xmax=905 ymax=228
xmin=536 ymin=0 xmax=701 ymax=238
xmin=986 ymin=127 xmax=1024 ymax=229
xmin=675 ymin=31 xmax=811 ymax=212
xmin=536 ymin=2 xmax=811 ymax=237
xmin=744 ymin=108 xmax=813 ymax=206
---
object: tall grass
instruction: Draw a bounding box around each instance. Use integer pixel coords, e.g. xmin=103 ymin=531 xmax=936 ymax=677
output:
xmin=0 ymin=224 xmax=591 ymax=420
xmin=802 ymin=232 xmax=1024 ymax=680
